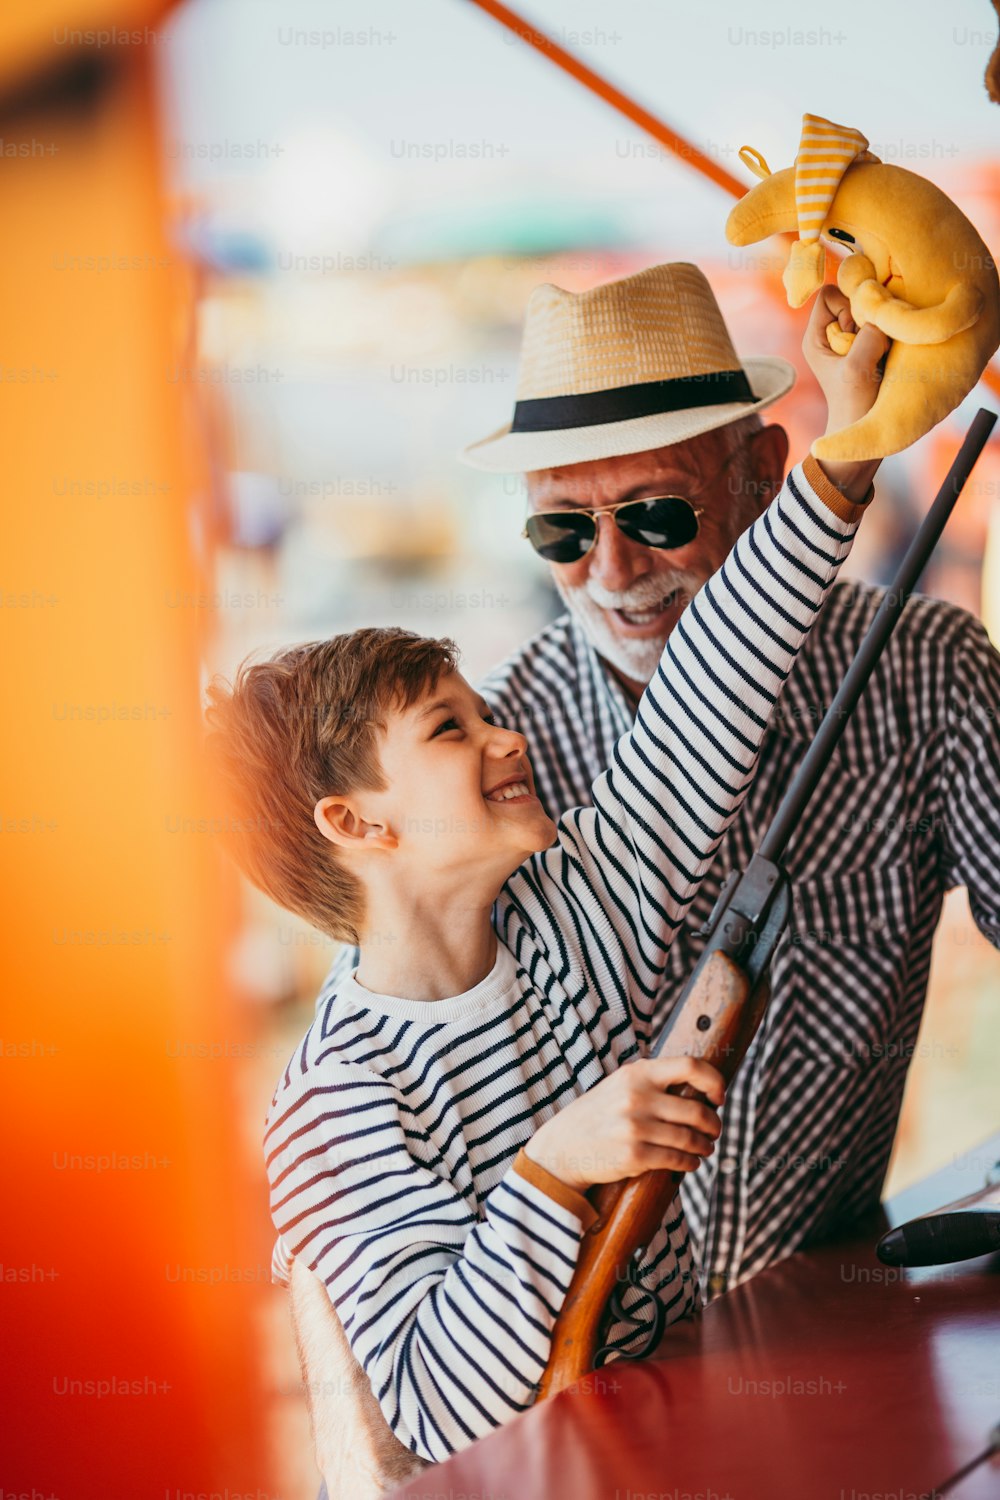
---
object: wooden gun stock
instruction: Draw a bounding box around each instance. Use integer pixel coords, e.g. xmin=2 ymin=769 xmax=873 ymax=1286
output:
xmin=538 ymin=951 xmax=769 ymax=1398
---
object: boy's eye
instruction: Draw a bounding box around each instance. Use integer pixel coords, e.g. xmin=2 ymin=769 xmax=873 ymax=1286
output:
xmin=430 ymin=710 xmax=495 ymax=738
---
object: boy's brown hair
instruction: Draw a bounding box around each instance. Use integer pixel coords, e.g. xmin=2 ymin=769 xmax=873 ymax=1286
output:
xmin=205 ymin=627 xmax=458 ymax=944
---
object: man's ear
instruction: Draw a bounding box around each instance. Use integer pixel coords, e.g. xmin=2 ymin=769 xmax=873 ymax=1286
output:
xmin=746 ymin=423 xmax=789 ymax=504
xmin=314 ymin=797 xmax=398 ymax=853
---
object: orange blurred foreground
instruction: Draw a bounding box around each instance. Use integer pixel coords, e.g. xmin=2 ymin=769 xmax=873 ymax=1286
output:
xmin=0 ymin=5 xmax=274 ymax=1496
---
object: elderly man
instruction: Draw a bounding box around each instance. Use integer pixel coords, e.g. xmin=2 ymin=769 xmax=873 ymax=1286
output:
xmin=292 ymin=262 xmax=999 ymax=1495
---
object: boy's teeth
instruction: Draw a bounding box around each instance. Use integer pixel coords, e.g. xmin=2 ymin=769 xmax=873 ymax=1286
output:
xmin=488 ymin=781 xmax=530 ymax=802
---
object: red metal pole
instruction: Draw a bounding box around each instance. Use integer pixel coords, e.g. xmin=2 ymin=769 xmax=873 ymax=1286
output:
xmin=464 ymin=0 xmax=748 ymax=198
xmin=464 ymin=0 xmax=1000 ymax=403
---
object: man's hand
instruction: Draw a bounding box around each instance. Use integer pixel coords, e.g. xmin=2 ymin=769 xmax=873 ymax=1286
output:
xmin=524 ymin=1055 xmax=725 ymax=1191
xmin=289 ymin=1258 xmax=429 ymax=1496
xmin=803 ymin=283 xmax=890 ymax=502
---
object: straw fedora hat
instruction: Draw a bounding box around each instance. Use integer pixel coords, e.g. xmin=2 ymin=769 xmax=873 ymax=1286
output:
xmin=460 ymin=262 xmax=796 ymax=473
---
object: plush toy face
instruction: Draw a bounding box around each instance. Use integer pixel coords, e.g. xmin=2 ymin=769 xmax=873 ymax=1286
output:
xmin=726 ymin=160 xmax=1000 ymax=461
xmin=821 ymin=219 xmax=898 ymax=296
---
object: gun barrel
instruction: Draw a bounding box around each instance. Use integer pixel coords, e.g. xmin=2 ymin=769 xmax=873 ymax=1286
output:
xmin=760 ymin=408 xmax=996 ymax=865
xmin=877 ymin=1171 xmax=1000 ymax=1266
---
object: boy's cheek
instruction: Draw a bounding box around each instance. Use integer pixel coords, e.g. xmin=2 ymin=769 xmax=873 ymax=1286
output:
xmin=403 ymin=812 xmax=494 ymax=844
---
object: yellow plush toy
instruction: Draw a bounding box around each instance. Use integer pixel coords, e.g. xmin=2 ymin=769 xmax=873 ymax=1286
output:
xmin=726 ymin=114 xmax=1000 ymax=462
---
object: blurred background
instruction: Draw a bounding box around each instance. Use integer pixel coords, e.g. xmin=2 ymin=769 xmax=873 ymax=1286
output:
xmin=3 ymin=1 xmax=999 ymax=1495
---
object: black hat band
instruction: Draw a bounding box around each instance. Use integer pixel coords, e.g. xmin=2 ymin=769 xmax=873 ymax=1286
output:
xmin=510 ymin=369 xmax=757 ymax=434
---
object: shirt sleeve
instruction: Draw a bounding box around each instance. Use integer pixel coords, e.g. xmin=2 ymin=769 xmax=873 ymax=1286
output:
xmin=264 ymin=1054 xmax=592 ymax=1462
xmin=501 ymin=460 xmax=866 ymax=1043
xmin=938 ymin=614 xmax=1000 ymax=947
xmin=261 ymin=948 xmax=361 ymax=1279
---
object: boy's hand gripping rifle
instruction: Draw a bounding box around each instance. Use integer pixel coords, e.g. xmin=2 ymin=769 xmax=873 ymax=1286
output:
xmin=538 ymin=409 xmax=997 ymax=1400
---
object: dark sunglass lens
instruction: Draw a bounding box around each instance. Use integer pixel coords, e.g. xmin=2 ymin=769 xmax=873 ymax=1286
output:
xmin=525 ymin=512 xmax=596 ymax=562
xmin=617 ymin=496 xmax=699 ymax=550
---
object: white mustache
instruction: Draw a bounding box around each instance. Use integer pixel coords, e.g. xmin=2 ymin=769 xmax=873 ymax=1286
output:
xmin=581 ymin=569 xmax=705 ymax=612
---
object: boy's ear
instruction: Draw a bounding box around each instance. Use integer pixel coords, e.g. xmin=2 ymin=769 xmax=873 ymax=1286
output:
xmin=314 ymin=797 xmax=398 ymax=853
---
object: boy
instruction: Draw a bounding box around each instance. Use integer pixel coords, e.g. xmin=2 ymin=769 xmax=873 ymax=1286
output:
xmin=208 ymin=322 xmax=883 ymax=1466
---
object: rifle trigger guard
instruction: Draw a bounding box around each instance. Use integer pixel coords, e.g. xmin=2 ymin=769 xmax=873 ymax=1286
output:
xmin=592 ymin=1254 xmax=666 ymax=1368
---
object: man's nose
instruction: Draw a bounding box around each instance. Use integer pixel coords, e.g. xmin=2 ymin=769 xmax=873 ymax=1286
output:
xmin=586 ymin=513 xmax=650 ymax=591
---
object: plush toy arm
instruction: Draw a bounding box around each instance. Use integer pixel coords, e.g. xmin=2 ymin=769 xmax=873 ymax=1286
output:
xmin=825 ymin=321 xmax=856 ymax=356
xmin=837 ymin=254 xmax=984 ymax=345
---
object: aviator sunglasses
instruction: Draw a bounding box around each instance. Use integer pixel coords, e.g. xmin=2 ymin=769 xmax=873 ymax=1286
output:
xmin=523 ymin=493 xmax=705 ymax=564
xmin=521 ymin=443 xmax=752 ymax=564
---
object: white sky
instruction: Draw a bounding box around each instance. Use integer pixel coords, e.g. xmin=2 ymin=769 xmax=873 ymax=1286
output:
xmin=159 ymin=0 xmax=1000 ymax=256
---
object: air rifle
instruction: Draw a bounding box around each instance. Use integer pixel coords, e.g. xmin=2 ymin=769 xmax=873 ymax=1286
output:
xmin=538 ymin=408 xmax=997 ymax=1399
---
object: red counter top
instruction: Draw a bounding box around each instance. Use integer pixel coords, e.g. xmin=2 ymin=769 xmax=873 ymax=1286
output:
xmin=389 ymin=1131 xmax=1000 ymax=1500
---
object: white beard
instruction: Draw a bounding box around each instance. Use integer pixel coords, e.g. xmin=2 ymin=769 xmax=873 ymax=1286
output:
xmin=554 ymin=567 xmax=706 ymax=686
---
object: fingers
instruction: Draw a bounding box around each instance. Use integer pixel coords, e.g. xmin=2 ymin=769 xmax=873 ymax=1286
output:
xmin=844 ymin=319 xmax=890 ymax=370
xmin=647 ymin=1092 xmax=722 ymax=1141
xmin=835 ymin=323 xmax=891 ymax=421
xmin=801 ymin=275 xmax=894 ymax=431
xmin=822 ymin=284 xmax=852 ymax=323
xmin=638 ymin=1112 xmax=717 ymax=1155
xmin=817 ymin=287 xmax=890 ymax=364
xmin=625 ymin=1130 xmax=713 ymax=1174
xmin=629 ymin=1094 xmax=723 ymax=1175
xmin=803 ymin=285 xmax=859 ymax=372
xmin=641 ymin=1145 xmax=707 ymax=1174
xmin=804 ymin=284 xmax=849 ymax=349
xmin=638 ymin=1055 xmax=726 ymax=1107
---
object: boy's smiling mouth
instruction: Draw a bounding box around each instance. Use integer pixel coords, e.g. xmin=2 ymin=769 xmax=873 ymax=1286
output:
xmin=484 ymin=775 xmax=535 ymax=804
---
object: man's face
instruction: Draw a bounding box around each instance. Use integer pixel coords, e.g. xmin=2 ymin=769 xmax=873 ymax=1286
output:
xmin=363 ymin=669 xmax=557 ymax=899
xmin=525 ymin=424 xmax=786 ymax=694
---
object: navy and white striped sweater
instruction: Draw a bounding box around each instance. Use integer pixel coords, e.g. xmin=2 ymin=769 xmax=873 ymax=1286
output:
xmin=264 ymin=462 xmax=862 ymax=1461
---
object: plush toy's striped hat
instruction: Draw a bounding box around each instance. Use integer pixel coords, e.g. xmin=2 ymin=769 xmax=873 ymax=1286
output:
xmin=782 ymin=113 xmax=879 ymax=306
